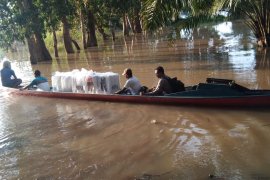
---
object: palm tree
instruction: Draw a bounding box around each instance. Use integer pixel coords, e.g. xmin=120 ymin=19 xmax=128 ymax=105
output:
xmin=141 ymin=0 xmax=270 ymax=47
xmin=141 ymin=0 xmax=213 ymax=31
xmin=213 ymin=0 xmax=270 ymax=47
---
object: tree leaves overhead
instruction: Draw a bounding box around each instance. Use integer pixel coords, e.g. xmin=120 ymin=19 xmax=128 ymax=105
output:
xmin=34 ymin=0 xmax=78 ymax=31
xmin=141 ymin=0 xmax=182 ymax=31
xmin=0 ymin=0 xmax=78 ymax=49
xmin=0 ymin=0 xmax=26 ymax=48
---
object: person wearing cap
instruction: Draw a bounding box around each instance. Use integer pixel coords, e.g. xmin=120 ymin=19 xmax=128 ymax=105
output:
xmin=1 ymin=60 xmax=22 ymax=88
xmin=142 ymin=66 xmax=172 ymax=96
xmin=21 ymin=70 xmax=50 ymax=91
xmin=115 ymin=68 xmax=142 ymax=95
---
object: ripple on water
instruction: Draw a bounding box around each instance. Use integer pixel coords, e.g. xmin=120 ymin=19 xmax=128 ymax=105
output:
xmin=228 ymin=123 xmax=249 ymax=138
xmin=70 ymin=103 xmax=152 ymax=152
xmin=160 ymin=115 xmax=210 ymax=155
xmin=0 ymin=135 xmax=29 ymax=179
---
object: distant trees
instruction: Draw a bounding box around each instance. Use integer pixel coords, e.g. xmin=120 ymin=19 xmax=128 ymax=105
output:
xmin=0 ymin=0 xmax=269 ymax=64
xmin=0 ymin=0 xmax=52 ymax=64
xmin=0 ymin=0 xmax=144 ymax=63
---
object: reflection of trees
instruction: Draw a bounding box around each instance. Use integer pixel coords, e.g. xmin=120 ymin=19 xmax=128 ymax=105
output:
xmin=67 ymin=52 xmax=80 ymax=70
xmin=230 ymin=21 xmax=254 ymax=50
xmin=85 ymin=49 xmax=102 ymax=68
xmin=254 ymin=49 xmax=270 ymax=88
xmin=176 ymin=23 xmax=229 ymax=65
xmin=51 ymin=53 xmax=80 ymax=73
xmin=255 ymin=49 xmax=270 ymax=69
xmin=192 ymin=25 xmax=220 ymax=39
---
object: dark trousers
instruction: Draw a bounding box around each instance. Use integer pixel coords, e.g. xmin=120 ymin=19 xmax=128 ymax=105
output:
xmin=2 ymin=79 xmax=22 ymax=88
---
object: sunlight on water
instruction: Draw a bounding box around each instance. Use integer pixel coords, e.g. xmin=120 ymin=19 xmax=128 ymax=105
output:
xmin=215 ymin=22 xmax=233 ymax=35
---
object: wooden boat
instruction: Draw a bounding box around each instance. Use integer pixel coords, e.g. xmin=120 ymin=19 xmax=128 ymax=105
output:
xmin=8 ymin=78 xmax=270 ymax=107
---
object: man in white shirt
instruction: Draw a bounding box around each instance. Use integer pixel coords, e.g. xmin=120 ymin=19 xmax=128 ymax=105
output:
xmin=115 ymin=68 xmax=141 ymax=95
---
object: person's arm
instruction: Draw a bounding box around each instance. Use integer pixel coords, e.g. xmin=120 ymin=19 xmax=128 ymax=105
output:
xmin=114 ymin=87 xmax=127 ymax=94
xmin=11 ymin=70 xmax=17 ymax=79
xmin=143 ymin=79 xmax=164 ymax=96
xmin=21 ymin=84 xmax=30 ymax=90
xmin=20 ymin=79 xmax=35 ymax=90
xmin=115 ymin=80 xmax=129 ymax=94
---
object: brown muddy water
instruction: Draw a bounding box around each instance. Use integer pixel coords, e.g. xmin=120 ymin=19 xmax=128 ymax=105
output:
xmin=1 ymin=21 xmax=270 ymax=179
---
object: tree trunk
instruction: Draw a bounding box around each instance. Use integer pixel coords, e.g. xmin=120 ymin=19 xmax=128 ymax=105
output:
xmin=71 ymin=39 xmax=81 ymax=50
xmin=53 ymin=30 xmax=59 ymax=57
xmin=34 ymin=32 xmax=53 ymax=61
xmin=126 ymin=16 xmax=135 ymax=34
xmin=267 ymin=35 xmax=270 ymax=47
xmin=126 ymin=16 xmax=134 ymax=33
xmin=21 ymin=0 xmax=52 ymax=64
xmin=111 ymin=29 xmax=116 ymax=41
xmin=97 ymin=25 xmax=109 ymax=40
xmin=123 ymin=14 xmax=129 ymax=36
xmin=26 ymin=37 xmax=39 ymax=64
xmin=80 ymin=8 xmax=87 ymax=49
xmin=86 ymin=9 xmax=98 ymax=47
xmin=134 ymin=11 xmax=142 ymax=33
xmin=26 ymin=33 xmax=52 ymax=64
xmin=109 ymin=21 xmax=116 ymax=41
xmin=62 ymin=16 xmax=74 ymax=53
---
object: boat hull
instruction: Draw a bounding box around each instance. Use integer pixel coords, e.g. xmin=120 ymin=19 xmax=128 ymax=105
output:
xmin=9 ymin=89 xmax=270 ymax=107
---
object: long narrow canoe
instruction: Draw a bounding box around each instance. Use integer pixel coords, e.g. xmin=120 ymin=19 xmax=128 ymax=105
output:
xmin=7 ymin=78 xmax=270 ymax=107
xmin=8 ymin=88 xmax=270 ymax=107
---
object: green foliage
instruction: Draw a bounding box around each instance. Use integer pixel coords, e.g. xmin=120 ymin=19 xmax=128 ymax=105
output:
xmin=213 ymin=0 xmax=270 ymax=46
xmin=0 ymin=1 xmax=25 ymax=48
xmin=34 ymin=0 xmax=78 ymax=31
xmin=141 ymin=0 xmax=270 ymax=46
xmin=0 ymin=0 xmax=48 ymax=48
xmin=141 ymin=0 xmax=217 ymax=31
xmin=0 ymin=0 xmax=79 ymax=49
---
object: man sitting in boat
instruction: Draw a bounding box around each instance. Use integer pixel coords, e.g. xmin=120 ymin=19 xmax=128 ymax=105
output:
xmin=142 ymin=66 xmax=172 ymax=96
xmin=115 ymin=68 xmax=142 ymax=95
xmin=1 ymin=60 xmax=22 ymax=88
xmin=21 ymin=70 xmax=50 ymax=91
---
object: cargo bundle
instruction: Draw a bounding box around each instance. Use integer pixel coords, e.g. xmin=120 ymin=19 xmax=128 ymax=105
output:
xmin=51 ymin=69 xmax=120 ymax=94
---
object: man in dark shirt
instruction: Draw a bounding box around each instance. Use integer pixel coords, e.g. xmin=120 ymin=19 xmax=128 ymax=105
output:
xmin=142 ymin=66 xmax=172 ymax=96
xmin=1 ymin=61 xmax=22 ymax=88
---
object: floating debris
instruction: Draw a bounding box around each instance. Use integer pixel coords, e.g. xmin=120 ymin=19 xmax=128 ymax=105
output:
xmin=150 ymin=120 xmax=157 ymax=124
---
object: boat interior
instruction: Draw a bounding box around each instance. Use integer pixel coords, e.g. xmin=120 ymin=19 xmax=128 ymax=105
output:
xmin=168 ymin=78 xmax=270 ymax=97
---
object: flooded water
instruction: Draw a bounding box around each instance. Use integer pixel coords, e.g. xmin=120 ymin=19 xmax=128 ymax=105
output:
xmin=1 ymin=21 xmax=270 ymax=179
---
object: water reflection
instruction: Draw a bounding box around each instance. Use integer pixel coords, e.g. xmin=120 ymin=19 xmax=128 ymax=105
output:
xmin=255 ymin=48 xmax=270 ymax=69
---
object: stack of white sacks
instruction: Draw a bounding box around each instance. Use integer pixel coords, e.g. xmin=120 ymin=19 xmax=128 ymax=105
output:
xmin=51 ymin=69 xmax=120 ymax=94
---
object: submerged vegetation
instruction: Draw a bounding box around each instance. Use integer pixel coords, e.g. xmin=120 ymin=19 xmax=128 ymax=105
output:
xmin=0 ymin=0 xmax=269 ymax=64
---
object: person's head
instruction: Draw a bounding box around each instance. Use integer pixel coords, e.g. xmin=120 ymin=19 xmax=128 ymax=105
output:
xmin=155 ymin=66 xmax=165 ymax=78
xmin=3 ymin=61 xmax=11 ymax=69
xmin=34 ymin=70 xmax=41 ymax=77
xmin=122 ymin=68 xmax=132 ymax=79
